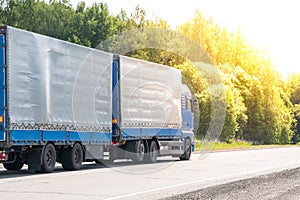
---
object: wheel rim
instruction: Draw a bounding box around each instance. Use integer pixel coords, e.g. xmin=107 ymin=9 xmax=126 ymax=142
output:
xmin=74 ymin=148 xmax=80 ymax=164
xmin=46 ymin=150 xmax=53 ymax=167
xmin=150 ymin=142 xmax=158 ymax=162
xmin=72 ymin=143 xmax=83 ymax=168
xmin=42 ymin=144 xmax=56 ymax=172
xmin=136 ymin=141 xmax=145 ymax=162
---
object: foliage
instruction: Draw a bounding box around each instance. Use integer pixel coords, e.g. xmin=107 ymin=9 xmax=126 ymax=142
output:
xmin=289 ymin=75 xmax=300 ymax=143
xmin=0 ymin=0 xmax=298 ymax=144
xmin=177 ymin=12 xmax=294 ymax=144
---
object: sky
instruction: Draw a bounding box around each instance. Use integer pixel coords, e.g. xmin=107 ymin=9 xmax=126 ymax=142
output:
xmin=70 ymin=0 xmax=300 ymax=78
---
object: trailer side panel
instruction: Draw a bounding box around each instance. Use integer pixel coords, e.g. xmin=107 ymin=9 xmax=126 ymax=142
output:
xmin=6 ymin=27 xmax=113 ymax=133
xmin=119 ymin=56 xmax=182 ymax=130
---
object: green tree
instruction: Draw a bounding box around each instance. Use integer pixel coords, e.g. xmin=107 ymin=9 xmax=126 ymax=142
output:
xmin=178 ymin=10 xmax=293 ymax=144
xmin=288 ymin=74 xmax=300 ymax=143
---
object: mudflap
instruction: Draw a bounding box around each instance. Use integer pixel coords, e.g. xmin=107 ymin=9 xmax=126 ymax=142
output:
xmin=27 ymin=148 xmax=42 ymax=171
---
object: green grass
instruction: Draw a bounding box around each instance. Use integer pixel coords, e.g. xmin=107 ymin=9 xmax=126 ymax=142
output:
xmin=194 ymin=138 xmax=296 ymax=152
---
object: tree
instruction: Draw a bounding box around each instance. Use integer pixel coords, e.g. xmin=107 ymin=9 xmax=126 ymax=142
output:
xmin=177 ymin=10 xmax=294 ymax=144
xmin=288 ymin=74 xmax=300 ymax=143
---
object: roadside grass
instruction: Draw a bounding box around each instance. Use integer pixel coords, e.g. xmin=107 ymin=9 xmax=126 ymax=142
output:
xmin=194 ymin=138 xmax=296 ymax=152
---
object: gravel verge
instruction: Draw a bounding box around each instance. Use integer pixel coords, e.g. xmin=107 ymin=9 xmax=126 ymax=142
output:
xmin=165 ymin=167 xmax=300 ymax=200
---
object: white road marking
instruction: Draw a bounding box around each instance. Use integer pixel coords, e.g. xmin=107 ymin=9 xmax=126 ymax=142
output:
xmin=0 ymin=165 xmax=112 ymax=184
xmin=104 ymin=161 xmax=300 ymax=200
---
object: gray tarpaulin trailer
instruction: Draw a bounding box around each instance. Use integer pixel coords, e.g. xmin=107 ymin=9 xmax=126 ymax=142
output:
xmin=0 ymin=26 xmax=195 ymax=172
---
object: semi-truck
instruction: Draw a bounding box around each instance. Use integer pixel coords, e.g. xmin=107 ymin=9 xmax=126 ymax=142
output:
xmin=0 ymin=26 xmax=195 ymax=173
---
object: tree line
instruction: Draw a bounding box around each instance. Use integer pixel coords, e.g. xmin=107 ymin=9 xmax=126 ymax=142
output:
xmin=1 ymin=0 xmax=300 ymax=144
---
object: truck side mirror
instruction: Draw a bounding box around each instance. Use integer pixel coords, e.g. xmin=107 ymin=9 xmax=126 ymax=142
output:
xmin=193 ymin=99 xmax=200 ymax=113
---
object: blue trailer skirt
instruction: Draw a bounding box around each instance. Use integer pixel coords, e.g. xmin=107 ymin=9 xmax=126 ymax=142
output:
xmin=9 ymin=130 xmax=112 ymax=146
xmin=121 ymin=128 xmax=181 ymax=140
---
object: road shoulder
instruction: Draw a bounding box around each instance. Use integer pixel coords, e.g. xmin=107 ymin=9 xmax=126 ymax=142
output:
xmin=166 ymin=167 xmax=300 ymax=200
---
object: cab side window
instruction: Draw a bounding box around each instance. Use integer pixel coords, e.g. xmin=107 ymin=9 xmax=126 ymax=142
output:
xmin=185 ymin=98 xmax=193 ymax=112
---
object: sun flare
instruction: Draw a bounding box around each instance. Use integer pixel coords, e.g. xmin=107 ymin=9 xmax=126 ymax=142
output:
xmin=69 ymin=0 xmax=300 ymax=77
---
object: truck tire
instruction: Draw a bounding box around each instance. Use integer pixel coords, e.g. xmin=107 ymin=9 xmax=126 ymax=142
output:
xmin=180 ymin=138 xmax=191 ymax=161
xmin=3 ymin=153 xmax=24 ymax=171
xmin=40 ymin=143 xmax=56 ymax=173
xmin=145 ymin=140 xmax=158 ymax=163
xmin=61 ymin=143 xmax=83 ymax=170
xmin=133 ymin=140 xmax=145 ymax=162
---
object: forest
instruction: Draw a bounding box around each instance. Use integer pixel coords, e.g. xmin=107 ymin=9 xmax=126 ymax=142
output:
xmin=1 ymin=0 xmax=300 ymax=144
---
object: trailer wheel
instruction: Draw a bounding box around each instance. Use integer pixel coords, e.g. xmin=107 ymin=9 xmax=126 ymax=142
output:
xmin=41 ymin=143 xmax=56 ymax=173
xmin=133 ymin=140 xmax=145 ymax=162
xmin=145 ymin=140 xmax=158 ymax=163
xmin=180 ymin=138 xmax=191 ymax=161
xmin=61 ymin=143 xmax=83 ymax=170
xmin=3 ymin=153 xmax=24 ymax=171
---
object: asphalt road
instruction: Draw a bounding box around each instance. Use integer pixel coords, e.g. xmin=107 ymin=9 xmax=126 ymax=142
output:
xmin=167 ymin=167 xmax=300 ymax=200
xmin=1 ymin=147 xmax=300 ymax=200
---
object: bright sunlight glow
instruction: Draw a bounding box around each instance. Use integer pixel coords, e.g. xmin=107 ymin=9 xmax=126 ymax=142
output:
xmin=70 ymin=0 xmax=300 ymax=78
